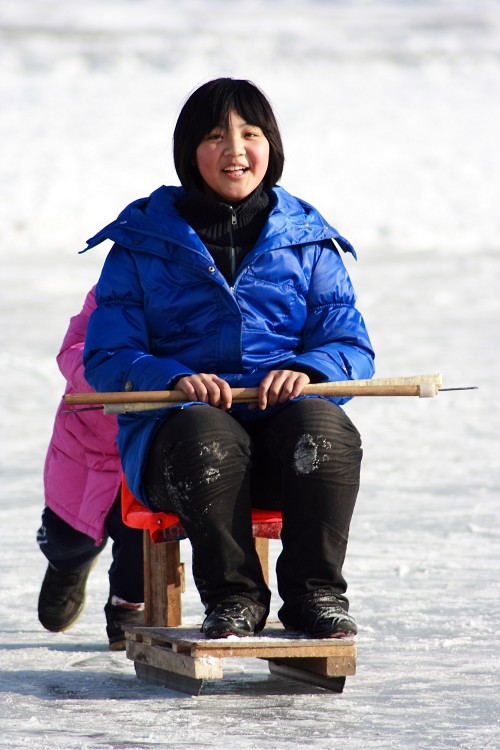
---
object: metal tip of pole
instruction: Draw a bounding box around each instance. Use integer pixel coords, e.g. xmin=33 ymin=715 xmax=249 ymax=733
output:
xmin=439 ymin=387 xmax=479 ymax=392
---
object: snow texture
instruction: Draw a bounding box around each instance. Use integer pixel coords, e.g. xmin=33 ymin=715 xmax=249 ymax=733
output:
xmin=1 ymin=1 xmax=499 ymax=748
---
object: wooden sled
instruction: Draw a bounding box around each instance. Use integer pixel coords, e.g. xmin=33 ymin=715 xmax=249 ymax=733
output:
xmin=125 ymin=624 xmax=356 ymax=696
xmin=122 ymin=478 xmax=357 ymax=695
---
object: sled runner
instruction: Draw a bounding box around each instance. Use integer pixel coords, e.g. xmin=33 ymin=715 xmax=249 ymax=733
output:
xmin=121 ymin=479 xmax=356 ymax=695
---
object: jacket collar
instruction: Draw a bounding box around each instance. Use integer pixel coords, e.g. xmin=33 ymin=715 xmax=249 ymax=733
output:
xmin=82 ymin=184 xmax=356 ymax=259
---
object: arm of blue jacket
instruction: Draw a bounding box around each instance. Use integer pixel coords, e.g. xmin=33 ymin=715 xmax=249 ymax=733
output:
xmin=83 ymin=246 xmax=195 ymax=393
xmin=284 ymin=246 xmax=375 ymax=382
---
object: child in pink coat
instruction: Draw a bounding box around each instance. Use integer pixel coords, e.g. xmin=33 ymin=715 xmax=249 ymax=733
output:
xmin=37 ymin=287 xmax=144 ymax=649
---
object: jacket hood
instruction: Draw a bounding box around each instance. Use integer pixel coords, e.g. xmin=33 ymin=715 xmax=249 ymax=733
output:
xmin=81 ymin=185 xmax=357 ymax=259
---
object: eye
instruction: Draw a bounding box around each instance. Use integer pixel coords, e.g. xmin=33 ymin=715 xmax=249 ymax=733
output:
xmin=244 ymin=127 xmax=264 ymax=139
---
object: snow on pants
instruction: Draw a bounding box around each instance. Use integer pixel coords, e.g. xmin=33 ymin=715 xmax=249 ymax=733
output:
xmin=37 ymin=494 xmax=144 ymax=603
xmin=143 ymin=399 xmax=363 ymax=614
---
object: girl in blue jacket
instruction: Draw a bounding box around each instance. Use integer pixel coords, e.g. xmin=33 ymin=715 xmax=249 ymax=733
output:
xmin=84 ymin=78 xmax=375 ymax=640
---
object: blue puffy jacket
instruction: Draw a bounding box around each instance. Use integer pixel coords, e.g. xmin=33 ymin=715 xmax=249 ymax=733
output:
xmin=83 ymin=184 xmax=375 ymax=504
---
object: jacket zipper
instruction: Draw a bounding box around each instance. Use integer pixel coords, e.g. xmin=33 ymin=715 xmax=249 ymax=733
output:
xmin=228 ymin=207 xmax=237 ymax=282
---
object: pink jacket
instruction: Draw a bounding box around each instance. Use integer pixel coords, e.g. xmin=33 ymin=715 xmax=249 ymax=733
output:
xmin=43 ymin=287 xmax=122 ymax=543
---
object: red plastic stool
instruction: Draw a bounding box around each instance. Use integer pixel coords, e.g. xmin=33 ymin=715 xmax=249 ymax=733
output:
xmin=121 ymin=476 xmax=282 ymax=627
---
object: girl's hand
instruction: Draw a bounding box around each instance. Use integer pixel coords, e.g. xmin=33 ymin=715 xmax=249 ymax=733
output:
xmin=257 ymin=369 xmax=311 ymax=410
xmin=175 ymin=374 xmax=232 ymax=410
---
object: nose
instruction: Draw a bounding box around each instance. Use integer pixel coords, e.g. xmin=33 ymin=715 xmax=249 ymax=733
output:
xmin=224 ymin=132 xmax=245 ymax=157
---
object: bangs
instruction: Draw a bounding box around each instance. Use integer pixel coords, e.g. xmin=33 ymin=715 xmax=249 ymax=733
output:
xmin=206 ymin=83 xmax=274 ymax=135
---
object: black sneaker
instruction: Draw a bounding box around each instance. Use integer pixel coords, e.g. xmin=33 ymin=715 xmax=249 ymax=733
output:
xmin=279 ymin=589 xmax=357 ymax=639
xmin=202 ymin=597 xmax=268 ymax=639
xmin=38 ymin=561 xmax=95 ymax=632
xmin=104 ymin=598 xmax=144 ymax=651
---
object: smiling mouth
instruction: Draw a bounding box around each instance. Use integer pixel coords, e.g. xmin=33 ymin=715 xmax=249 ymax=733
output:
xmin=223 ymin=166 xmax=249 ymax=175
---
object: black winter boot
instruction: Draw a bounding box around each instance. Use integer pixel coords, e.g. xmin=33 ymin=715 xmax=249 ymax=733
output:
xmin=279 ymin=588 xmax=357 ymax=639
xmin=202 ymin=596 xmax=268 ymax=639
xmin=104 ymin=597 xmax=144 ymax=651
xmin=38 ymin=560 xmax=95 ymax=632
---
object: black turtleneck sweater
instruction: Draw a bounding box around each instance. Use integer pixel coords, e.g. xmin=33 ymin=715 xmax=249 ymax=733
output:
xmin=175 ymin=185 xmax=272 ymax=285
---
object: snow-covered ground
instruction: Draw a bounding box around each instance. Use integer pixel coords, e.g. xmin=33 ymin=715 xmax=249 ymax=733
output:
xmin=1 ymin=1 xmax=499 ymax=748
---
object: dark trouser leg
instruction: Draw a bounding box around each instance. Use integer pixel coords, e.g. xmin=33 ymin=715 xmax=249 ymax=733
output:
xmin=37 ymin=506 xmax=105 ymax=632
xmin=248 ymin=399 xmax=362 ymax=607
xmin=104 ymin=495 xmax=144 ymax=603
xmin=38 ymin=497 xmax=144 ymax=602
xmin=37 ymin=506 xmax=106 ymax=573
xmin=143 ymin=406 xmax=271 ymax=616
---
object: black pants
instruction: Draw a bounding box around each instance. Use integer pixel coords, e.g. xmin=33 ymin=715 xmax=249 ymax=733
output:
xmin=144 ymin=399 xmax=362 ymax=615
xmin=37 ymin=494 xmax=144 ymax=603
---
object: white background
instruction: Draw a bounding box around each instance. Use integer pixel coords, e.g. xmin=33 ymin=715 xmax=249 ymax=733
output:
xmin=1 ymin=1 xmax=499 ymax=748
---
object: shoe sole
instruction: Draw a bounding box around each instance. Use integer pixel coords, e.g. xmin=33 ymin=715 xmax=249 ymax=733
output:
xmin=281 ymin=622 xmax=357 ymax=639
xmin=38 ymin=599 xmax=86 ymax=633
xmin=203 ymin=627 xmax=256 ymax=639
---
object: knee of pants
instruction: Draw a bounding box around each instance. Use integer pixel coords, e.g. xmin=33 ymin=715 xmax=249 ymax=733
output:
xmin=145 ymin=406 xmax=253 ymax=512
xmin=272 ymin=399 xmax=363 ymax=483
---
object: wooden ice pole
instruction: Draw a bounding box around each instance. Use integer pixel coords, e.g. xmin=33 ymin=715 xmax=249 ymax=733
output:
xmin=64 ymin=374 xmax=443 ymax=413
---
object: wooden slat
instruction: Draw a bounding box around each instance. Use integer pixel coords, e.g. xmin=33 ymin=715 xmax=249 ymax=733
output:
xmin=254 ymin=537 xmax=270 ymax=586
xmin=266 ymin=653 xmax=356 ymax=677
xmin=126 ymin=638 xmax=223 ymax=680
xmin=143 ymin=532 xmax=183 ymax=627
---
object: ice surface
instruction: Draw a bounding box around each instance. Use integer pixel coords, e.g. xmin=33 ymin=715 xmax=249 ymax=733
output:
xmin=1 ymin=1 xmax=499 ymax=748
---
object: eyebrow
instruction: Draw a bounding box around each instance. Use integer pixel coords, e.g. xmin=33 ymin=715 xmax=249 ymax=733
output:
xmin=210 ymin=120 xmax=261 ymax=132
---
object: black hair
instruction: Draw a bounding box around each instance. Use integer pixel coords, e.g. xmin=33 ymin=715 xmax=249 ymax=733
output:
xmin=173 ymin=78 xmax=285 ymax=191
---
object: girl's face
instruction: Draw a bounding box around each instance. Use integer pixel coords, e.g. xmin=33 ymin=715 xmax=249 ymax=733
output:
xmin=195 ymin=111 xmax=270 ymax=202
